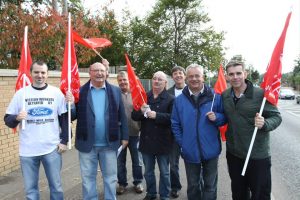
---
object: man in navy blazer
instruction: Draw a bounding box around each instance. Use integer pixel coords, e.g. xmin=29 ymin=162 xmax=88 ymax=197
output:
xmin=67 ymin=59 xmax=128 ymax=200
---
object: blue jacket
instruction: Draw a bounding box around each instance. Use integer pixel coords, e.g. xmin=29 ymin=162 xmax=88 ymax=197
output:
xmin=171 ymin=85 xmax=226 ymax=163
xmin=72 ymin=80 xmax=128 ymax=153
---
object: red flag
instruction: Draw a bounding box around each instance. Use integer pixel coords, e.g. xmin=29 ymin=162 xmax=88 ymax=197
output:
xmin=260 ymin=12 xmax=292 ymax=106
xmin=72 ymin=30 xmax=112 ymax=49
xmin=214 ymin=64 xmax=227 ymax=141
xmin=125 ymin=54 xmax=147 ymax=111
xmin=60 ymin=19 xmax=80 ymax=103
xmin=214 ymin=64 xmax=226 ymax=94
xmin=15 ymin=26 xmax=32 ymax=92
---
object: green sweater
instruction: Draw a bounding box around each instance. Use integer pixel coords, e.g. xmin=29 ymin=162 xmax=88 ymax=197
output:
xmin=222 ymin=80 xmax=282 ymax=159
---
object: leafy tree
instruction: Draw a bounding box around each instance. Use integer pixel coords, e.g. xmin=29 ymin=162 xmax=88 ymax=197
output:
xmin=250 ymin=69 xmax=260 ymax=84
xmin=94 ymin=8 xmax=127 ymax=67
xmin=292 ymin=55 xmax=300 ymax=90
xmin=125 ymin=0 xmax=225 ymax=78
xmin=0 ymin=2 xmax=106 ymax=69
xmin=246 ymin=64 xmax=260 ymax=84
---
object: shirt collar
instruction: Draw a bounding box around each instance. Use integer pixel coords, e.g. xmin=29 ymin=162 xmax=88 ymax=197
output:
xmin=90 ymin=81 xmax=106 ymax=89
xmin=188 ymin=85 xmax=204 ymax=96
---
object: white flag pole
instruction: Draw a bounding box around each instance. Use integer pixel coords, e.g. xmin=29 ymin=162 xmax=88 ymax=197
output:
xmin=67 ymin=13 xmax=72 ymax=150
xmin=210 ymin=93 xmax=215 ymax=112
xmin=241 ymin=97 xmax=267 ymax=176
xmin=92 ymin=48 xmax=104 ymax=60
xmin=22 ymin=26 xmax=28 ymax=130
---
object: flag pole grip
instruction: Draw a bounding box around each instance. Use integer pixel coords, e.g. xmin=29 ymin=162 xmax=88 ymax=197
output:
xmin=241 ymin=97 xmax=266 ymax=176
xmin=210 ymin=93 xmax=215 ymax=112
xmin=92 ymin=48 xmax=104 ymax=60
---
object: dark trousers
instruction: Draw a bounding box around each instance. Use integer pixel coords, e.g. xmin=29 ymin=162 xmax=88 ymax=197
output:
xmin=226 ymin=152 xmax=271 ymax=200
xmin=185 ymin=157 xmax=218 ymax=200
xmin=117 ymin=136 xmax=143 ymax=186
xmin=169 ymin=141 xmax=182 ymax=192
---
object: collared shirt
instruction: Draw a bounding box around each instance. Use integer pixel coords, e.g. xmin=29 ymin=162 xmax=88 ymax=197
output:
xmin=230 ymin=86 xmax=247 ymax=105
xmin=89 ymin=82 xmax=106 ymax=89
xmin=188 ymin=86 xmax=204 ymax=97
xmin=174 ymin=84 xmax=186 ymax=97
xmin=188 ymin=86 xmax=205 ymax=103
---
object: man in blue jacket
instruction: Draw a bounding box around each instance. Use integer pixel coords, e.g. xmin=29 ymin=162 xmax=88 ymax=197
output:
xmin=67 ymin=60 xmax=129 ymax=200
xmin=171 ymin=64 xmax=226 ymax=200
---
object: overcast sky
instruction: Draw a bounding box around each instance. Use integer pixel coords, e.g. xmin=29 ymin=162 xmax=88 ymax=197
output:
xmin=84 ymin=0 xmax=299 ymax=74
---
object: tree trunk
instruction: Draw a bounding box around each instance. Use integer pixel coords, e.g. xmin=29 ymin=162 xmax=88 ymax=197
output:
xmin=62 ymin=0 xmax=68 ymax=16
xmin=52 ymin=0 xmax=58 ymax=13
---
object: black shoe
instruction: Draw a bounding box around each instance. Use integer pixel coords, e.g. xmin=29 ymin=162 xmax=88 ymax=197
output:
xmin=116 ymin=185 xmax=126 ymax=195
xmin=171 ymin=190 xmax=179 ymax=198
xmin=143 ymin=195 xmax=157 ymax=200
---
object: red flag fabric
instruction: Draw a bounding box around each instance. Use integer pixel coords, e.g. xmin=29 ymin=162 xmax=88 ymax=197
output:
xmin=60 ymin=23 xmax=80 ymax=103
xmin=260 ymin=12 xmax=292 ymax=106
xmin=72 ymin=30 xmax=112 ymax=49
xmin=15 ymin=26 xmax=32 ymax=92
xmin=125 ymin=54 xmax=147 ymax=111
xmin=214 ymin=64 xmax=227 ymax=141
xmin=214 ymin=64 xmax=226 ymax=94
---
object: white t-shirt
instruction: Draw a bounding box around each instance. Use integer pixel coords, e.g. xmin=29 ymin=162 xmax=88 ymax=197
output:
xmin=174 ymin=88 xmax=184 ymax=97
xmin=6 ymin=85 xmax=67 ymax=157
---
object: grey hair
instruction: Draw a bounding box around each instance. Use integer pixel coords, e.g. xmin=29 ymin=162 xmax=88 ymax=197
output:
xmin=186 ymin=63 xmax=204 ymax=75
xmin=153 ymin=71 xmax=167 ymax=81
xmin=89 ymin=62 xmax=108 ymax=71
xmin=117 ymin=71 xmax=128 ymax=79
xmin=225 ymin=55 xmax=245 ymax=71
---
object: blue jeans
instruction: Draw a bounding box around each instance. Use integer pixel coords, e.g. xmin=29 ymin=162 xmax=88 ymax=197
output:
xmin=185 ymin=157 xmax=219 ymax=200
xmin=142 ymin=153 xmax=170 ymax=199
xmin=79 ymin=146 xmax=117 ymax=200
xmin=117 ymin=136 xmax=143 ymax=186
xmin=169 ymin=141 xmax=182 ymax=192
xmin=20 ymin=149 xmax=63 ymax=200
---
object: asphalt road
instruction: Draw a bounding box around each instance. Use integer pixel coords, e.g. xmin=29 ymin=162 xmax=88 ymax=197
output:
xmin=1 ymin=98 xmax=299 ymax=200
xmin=0 ymin=143 xmax=231 ymax=200
xmin=271 ymin=99 xmax=300 ymax=200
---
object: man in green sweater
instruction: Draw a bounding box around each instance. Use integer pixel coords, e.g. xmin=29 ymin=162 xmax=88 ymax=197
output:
xmin=222 ymin=57 xmax=282 ymax=200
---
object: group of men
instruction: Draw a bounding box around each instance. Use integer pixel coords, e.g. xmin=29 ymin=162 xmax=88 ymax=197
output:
xmin=4 ymin=57 xmax=282 ymax=200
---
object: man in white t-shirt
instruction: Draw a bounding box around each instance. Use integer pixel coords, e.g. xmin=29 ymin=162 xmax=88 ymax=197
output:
xmin=4 ymin=61 xmax=69 ymax=200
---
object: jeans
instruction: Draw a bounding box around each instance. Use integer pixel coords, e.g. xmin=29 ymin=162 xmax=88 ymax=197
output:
xmin=142 ymin=153 xmax=170 ymax=199
xmin=169 ymin=141 xmax=182 ymax=192
xmin=117 ymin=136 xmax=143 ymax=186
xmin=20 ymin=149 xmax=63 ymax=200
xmin=79 ymin=146 xmax=117 ymax=200
xmin=185 ymin=157 xmax=218 ymax=200
xmin=226 ymin=152 xmax=271 ymax=200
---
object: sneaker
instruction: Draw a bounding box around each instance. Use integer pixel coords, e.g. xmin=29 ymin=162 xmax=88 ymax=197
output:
xmin=171 ymin=190 xmax=179 ymax=198
xmin=134 ymin=184 xmax=144 ymax=193
xmin=116 ymin=185 xmax=126 ymax=195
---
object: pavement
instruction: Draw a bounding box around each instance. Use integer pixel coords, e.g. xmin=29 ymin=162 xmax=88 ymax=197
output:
xmin=0 ymin=144 xmax=232 ymax=200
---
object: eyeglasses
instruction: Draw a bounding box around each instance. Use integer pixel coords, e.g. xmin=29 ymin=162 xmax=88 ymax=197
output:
xmin=152 ymin=77 xmax=165 ymax=82
xmin=90 ymin=69 xmax=106 ymax=73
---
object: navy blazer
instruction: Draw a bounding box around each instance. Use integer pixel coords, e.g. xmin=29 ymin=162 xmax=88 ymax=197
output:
xmin=72 ymin=80 xmax=129 ymax=153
